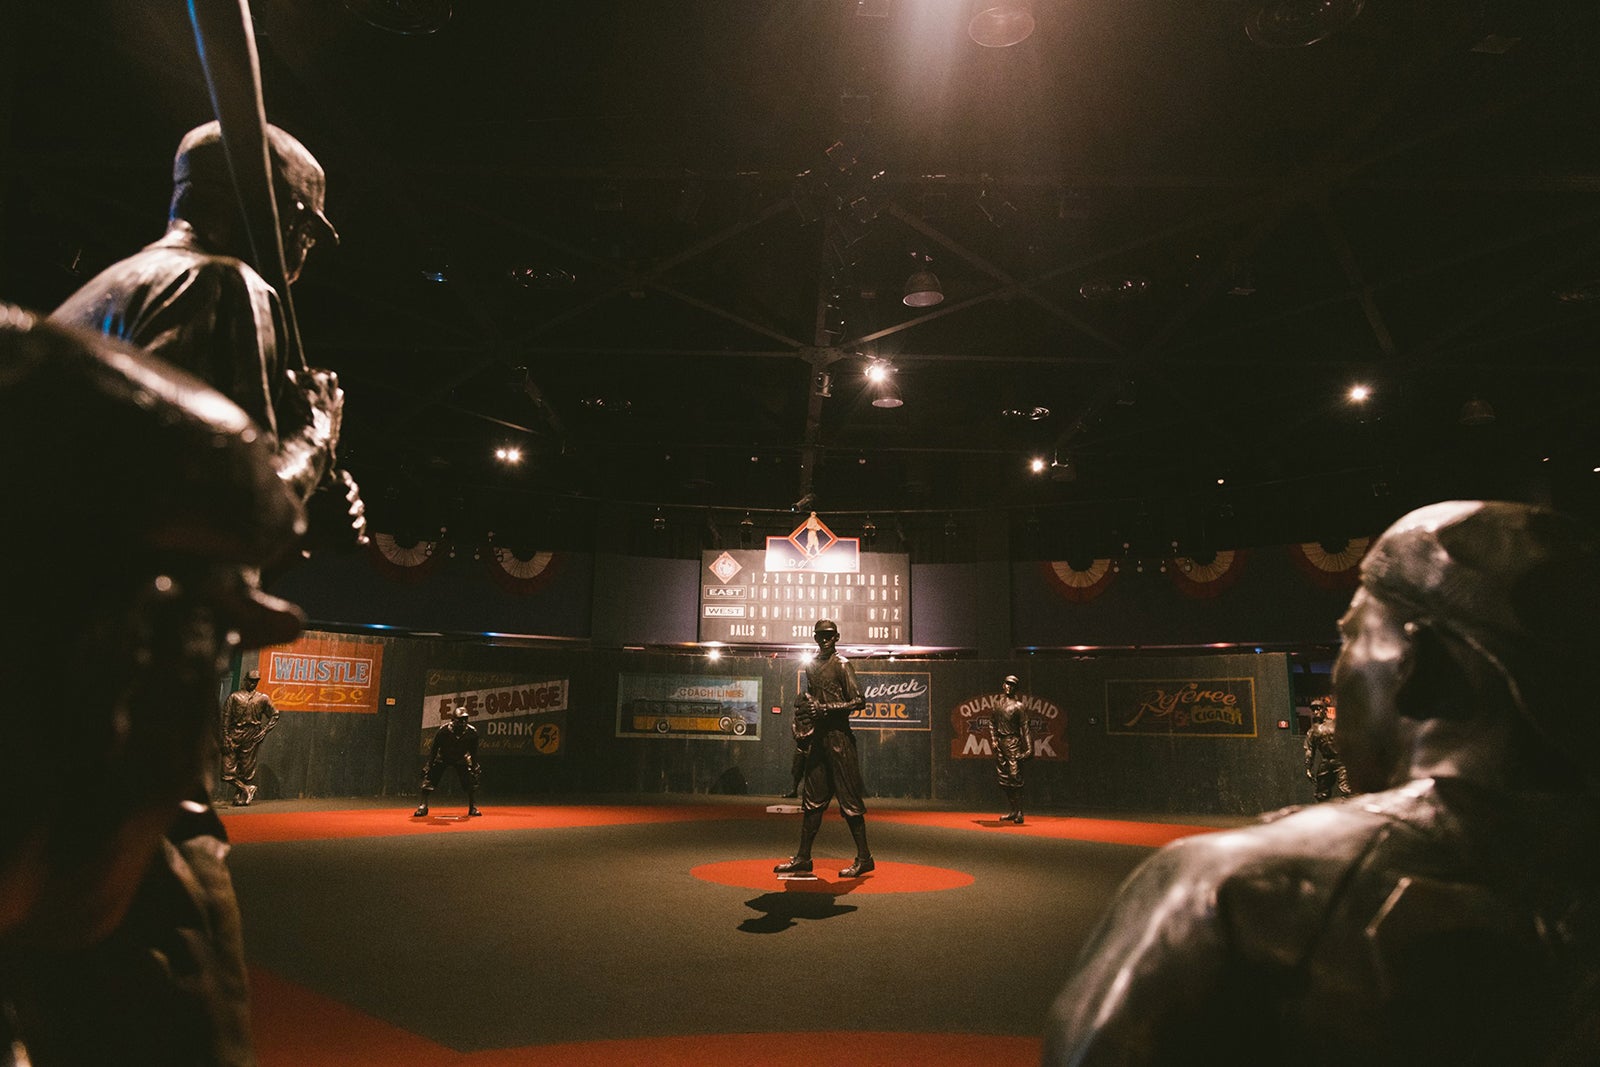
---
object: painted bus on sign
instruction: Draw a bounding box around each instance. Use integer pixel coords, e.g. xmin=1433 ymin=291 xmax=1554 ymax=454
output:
xmin=623 ymin=699 xmax=757 ymax=737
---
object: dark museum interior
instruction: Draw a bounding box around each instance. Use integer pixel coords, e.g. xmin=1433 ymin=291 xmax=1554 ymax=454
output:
xmin=3 ymin=2 xmax=1599 ymax=1065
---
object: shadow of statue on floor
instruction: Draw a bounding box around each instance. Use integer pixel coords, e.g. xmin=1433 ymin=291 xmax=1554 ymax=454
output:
xmin=739 ymin=880 xmax=862 ymax=934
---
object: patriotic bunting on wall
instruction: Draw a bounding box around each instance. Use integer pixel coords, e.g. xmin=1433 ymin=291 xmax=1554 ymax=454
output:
xmin=1286 ymin=537 xmax=1369 ymax=590
xmin=1042 ymin=558 xmax=1116 ymax=602
xmin=1168 ymin=549 xmax=1247 ymax=599
xmin=486 ymin=546 xmax=559 ymax=595
xmin=367 ymin=532 xmax=442 ymax=583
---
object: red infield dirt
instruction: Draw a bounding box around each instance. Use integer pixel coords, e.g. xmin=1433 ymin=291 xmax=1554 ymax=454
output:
xmin=222 ymin=803 xmax=1218 ymax=848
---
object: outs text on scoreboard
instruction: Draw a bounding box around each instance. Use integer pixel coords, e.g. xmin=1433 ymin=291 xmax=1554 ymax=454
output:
xmin=699 ymin=513 xmax=909 ymax=647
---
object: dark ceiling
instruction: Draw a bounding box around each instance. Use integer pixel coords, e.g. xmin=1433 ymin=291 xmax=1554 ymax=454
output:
xmin=6 ymin=1 xmax=1600 ymax=562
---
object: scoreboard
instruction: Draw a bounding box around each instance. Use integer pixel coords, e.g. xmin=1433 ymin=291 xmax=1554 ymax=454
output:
xmin=699 ymin=549 xmax=910 ymax=646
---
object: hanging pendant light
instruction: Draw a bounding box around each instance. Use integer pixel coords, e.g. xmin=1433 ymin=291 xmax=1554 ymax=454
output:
xmin=902 ymin=253 xmax=944 ymax=308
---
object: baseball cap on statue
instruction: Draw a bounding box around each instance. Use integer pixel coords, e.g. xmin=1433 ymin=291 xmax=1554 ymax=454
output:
xmin=174 ymin=121 xmax=339 ymax=245
xmin=1359 ymin=500 xmax=1600 ymax=756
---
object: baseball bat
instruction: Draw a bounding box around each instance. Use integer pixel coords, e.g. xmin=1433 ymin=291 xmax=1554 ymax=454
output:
xmin=185 ymin=0 xmax=307 ymax=372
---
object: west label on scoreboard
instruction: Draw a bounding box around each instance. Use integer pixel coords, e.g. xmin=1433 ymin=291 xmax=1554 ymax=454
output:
xmin=700 ymin=514 xmax=909 ymax=647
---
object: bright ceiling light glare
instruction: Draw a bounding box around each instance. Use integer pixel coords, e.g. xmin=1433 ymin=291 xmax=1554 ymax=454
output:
xmin=1029 ymin=456 xmax=1046 ymax=474
xmin=1348 ymin=384 xmax=1372 ymax=402
xmin=495 ymin=446 xmax=522 ymax=464
xmin=866 ymin=362 xmax=889 ymax=383
xmin=706 ymin=647 xmax=722 ymax=661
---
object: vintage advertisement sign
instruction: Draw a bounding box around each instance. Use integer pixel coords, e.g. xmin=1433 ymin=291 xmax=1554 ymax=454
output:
xmin=422 ymin=670 xmax=570 ymax=756
xmin=700 ymin=526 xmax=908 ymax=648
xmin=1104 ymin=678 xmax=1258 ymax=737
xmin=616 ymin=675 xmax=762 ymax=741
xmin=257 ymin=631 xmax=384 ymax=714
xmin=850 ymin=671 xmax=931 ymax=731
xmin=949 ymin=688 xmax=1067 ymax=760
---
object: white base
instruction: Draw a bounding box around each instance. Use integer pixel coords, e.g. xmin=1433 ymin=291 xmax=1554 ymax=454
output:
xmin=766 ymin=803 xmax=801 ymax=813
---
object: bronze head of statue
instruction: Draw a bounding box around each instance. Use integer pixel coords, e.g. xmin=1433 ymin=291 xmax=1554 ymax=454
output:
xmin=814 ymin=618 xmax=839 ymax=658
xmin=1335 ymin=500 xmax=1600 ymax=792
xmin=171 ymin=120 xmax=339 ymax=282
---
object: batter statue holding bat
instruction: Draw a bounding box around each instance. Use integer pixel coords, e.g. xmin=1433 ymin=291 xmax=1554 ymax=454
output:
xmin=52 ymin=119 xmax=365 ymax=548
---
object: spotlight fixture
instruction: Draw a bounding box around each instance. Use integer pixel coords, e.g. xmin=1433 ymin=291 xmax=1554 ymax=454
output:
xmin=344 ymin=0 xmax=452 ymax=35
xmin=866 ymin=361 xmax=903 ymax=408
xmin=1348 ymin=384 xmax=1372 ymax=402
xmin=706 ymin=647 xmax=722 ymax=662
xmin=1554 ymin=278 xmax=1600 ymax=303
xmin=1001 ymin=404 xmax=1051 ymax=421
xmin=494 ymin=446 xmax=522 ymax=464
xmin=902 ymin=253 xmax=944 ymax=308
xmin=508 ymin=265 xmax=575 ymax=289
xmin=870 ymin=378 xmax=903 ymax=409
xmin=1459 ymin=397 xmax=1496 ymax=426
xmin=1029 ymin=456 xmax=1047 ymax=474
xmin=969 ymin=2 xmax=1035 ymax=47
xmin=1245 ymin=0 xmax=1364 ymax=48
xmin=1077 ymin=276 xmax=1148 ymax=302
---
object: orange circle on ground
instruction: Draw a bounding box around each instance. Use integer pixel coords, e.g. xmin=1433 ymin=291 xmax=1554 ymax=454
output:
xmin=691 ymin=858 xmax=974 ymax=894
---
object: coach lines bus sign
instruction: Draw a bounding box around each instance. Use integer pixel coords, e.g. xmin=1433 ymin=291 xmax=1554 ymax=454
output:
xmin=700 ymin=515 xmax=909 ymax=647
